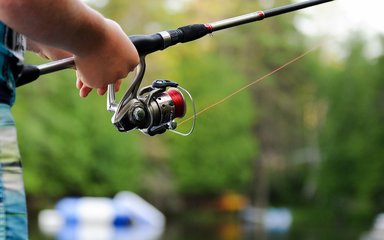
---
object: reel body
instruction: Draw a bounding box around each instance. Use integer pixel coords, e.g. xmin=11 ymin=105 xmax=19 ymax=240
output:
xmin=107 ymin=58 xmax=195 ymax=136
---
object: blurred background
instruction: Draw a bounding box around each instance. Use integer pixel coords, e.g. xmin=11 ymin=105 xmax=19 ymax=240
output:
xmin=13 ymin=0 xmax=384 ymax=239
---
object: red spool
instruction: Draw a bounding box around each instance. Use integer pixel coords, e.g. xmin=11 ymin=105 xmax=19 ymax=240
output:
xmin=167 ymin=88 xmax=186 ymax=118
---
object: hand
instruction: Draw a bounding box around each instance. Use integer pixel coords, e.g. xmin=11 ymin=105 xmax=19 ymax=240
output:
xmin=28 ymin=18 xmax=139 ymax=98
xmin=28 ymin=41 xmax=110 ymax=97
xmin=74 ymin=19 xmax=139 ymax=97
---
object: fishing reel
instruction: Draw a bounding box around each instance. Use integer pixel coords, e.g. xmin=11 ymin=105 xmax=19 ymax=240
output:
xmin=107 ymin=57 xmax=196 ymax=136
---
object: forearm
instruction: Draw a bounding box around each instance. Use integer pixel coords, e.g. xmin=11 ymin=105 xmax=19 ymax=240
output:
xmin=0 ymin=0 xmax=108 ymax=56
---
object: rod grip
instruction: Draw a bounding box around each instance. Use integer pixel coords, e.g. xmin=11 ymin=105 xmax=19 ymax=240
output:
xmin=129 ymin=24 xmax=209 ymax=55
xmin=177 ymin=24 xmax=210 ymax=43
xmin=129 ymin=33 xmax=164 ymax=56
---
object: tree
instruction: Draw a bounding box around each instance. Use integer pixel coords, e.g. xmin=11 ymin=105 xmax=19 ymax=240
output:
xmin=317 ymin=36 xmax=384 ymax=224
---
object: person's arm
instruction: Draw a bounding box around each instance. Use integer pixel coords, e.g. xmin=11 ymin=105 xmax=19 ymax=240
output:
xmin=0 ymin=0 xmax=139 ymax=96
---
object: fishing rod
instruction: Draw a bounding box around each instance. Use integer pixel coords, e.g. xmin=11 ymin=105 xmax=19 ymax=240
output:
xmin=17 ymin=0 xmax=334 ymax=136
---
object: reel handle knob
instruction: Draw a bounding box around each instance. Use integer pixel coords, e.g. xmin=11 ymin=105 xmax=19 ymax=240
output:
xmin=152 ymin=80 xmax=178 ymax=89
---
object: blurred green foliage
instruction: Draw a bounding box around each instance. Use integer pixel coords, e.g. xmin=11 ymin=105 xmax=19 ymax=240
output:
xmin=317 ymin=36 xmax=384 ymax=225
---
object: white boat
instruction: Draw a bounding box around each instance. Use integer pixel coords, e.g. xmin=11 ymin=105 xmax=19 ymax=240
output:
xmin=38 ymin=191 xmax=166 ymax=240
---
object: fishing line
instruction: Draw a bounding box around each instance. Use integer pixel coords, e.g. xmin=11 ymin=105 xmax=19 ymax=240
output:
xmin=178 ymin=45 xmax=320 ymax=126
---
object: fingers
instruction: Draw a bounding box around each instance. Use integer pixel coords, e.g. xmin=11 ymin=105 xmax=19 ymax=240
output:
xmin=97 ymin=86 xmax=107 ymax=96
xmin=78 ymin=85 xmax=93 ymax=98
xmin=76 ymin=72 xmax=123 ymax=98
xmin=76 ymin=73 xmax=92 ymax=98
xmin=114 ymin=79 xmax=122 ymax=92
xmin=95 ymin=80 xmax=121 ymax=96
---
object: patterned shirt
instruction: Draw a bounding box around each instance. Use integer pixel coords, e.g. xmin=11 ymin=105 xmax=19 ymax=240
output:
xmin=0 ymin=22 xmax=26 ymax=106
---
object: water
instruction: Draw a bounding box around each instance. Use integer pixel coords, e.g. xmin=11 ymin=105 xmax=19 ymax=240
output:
xmin=29 ymin=211 xmax=369 ymax=240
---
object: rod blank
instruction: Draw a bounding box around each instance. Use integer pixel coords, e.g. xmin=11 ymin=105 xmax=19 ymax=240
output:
xmin=263 ymin=0 xmax=334 ymax=18
xmin=208 ymin=0 xmax=334 ymax=32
